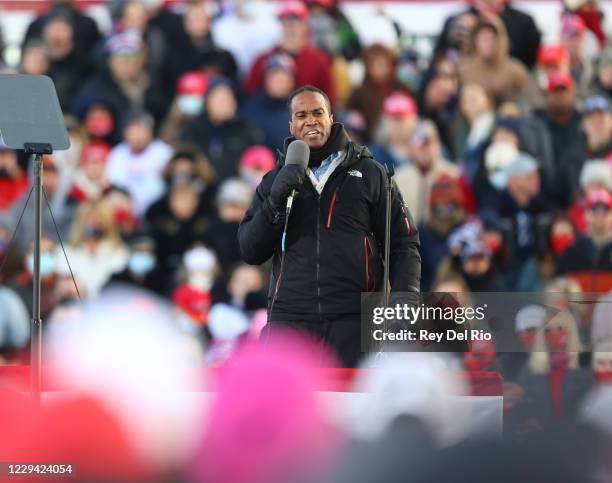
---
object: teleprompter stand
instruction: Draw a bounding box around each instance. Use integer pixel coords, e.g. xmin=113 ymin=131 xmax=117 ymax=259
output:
xmin=0 ymin=75 xmax=70 ymax=405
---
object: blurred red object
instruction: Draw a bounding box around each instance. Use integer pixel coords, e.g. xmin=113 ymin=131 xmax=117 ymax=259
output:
xmin=0 ymin=393 xmax=151 ymax=482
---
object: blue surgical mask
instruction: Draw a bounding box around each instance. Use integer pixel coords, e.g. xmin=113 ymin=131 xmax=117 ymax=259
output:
xmin=177 ymin=95 xmax=204 ymax=116
xmin=26 ymin=252 xmax=57 ymax=277
xmin=128 ymin=252 xmax=155 ymax=276
xmin=489 ymin=170 xmax=508 ymax=191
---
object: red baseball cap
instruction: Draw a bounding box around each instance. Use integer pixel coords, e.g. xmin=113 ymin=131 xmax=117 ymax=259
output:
xmin=177 ymin=71 xmax=208 ymax=96
xmin=545 ymin=71 xmax=573 ymax=92
xmin=586 ymin=188 xmax=612 ymax=209
xmin=81 ymin=141 xmax=111 ymax=164
xmin=239 ymin=145 xmax=276 ymax=171
xmin=382 ymin=92 xmax=417 ymax=117
xmin=429 ymin=172 xmax=464 ymax=207
xmin=537 ymin=44 xmax=569 ymax=67
xmin=279 ymin=1 xmax=309 ymax=20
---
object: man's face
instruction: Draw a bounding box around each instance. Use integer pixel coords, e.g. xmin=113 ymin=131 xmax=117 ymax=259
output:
xmin=387 ymin=115 xmax=416 ymax=143
xmin=170 ymin=189 xmax=198 ymax=220
xmin=472 ymin=0 xmax=504 ymax=14
xmin=184 ymin=3 xmax=210 ymax=41
xmin=367 ymin=54 xmax=393 ymax=84
xmin=83 ymin=158 xmax=106 ymax=182
xmin=411 ymin=139 xmax=439 ymax=170
xmin=474 ymin=27 xmax=498 ymax=61
xmin=599 ymin=65 xmax=612 ymax=89
xmin=264 ymin=68 xmax=295 ymax=99
xmin=124 ymin=121 xmax=153 ymax=154
xmin=281 ymin=18 xmax=308 ymax=53
xmin=586 ymin=203 xmax=612 ymax=236
xmin=0 ymin=150 xmax=19 ymax=177
xmin=545 ymin=87 xmax=575 ymax=116
xmin=206 ymin=85 xmax=237 ymax=125
xmin=21 ymin=45 xmax=50 ymax=75
xmin=122 ymin=1 xmax=149 ymax=31
xmin=508 ymin=170 xmax=540 ymax=200
xmin=425 ymin=60 xmax=458 ymax=108
xmin=583 ymin=110 xmax=612 ymax=145
xmin=289 ymin=91 xmax=333 ymax=149
xmin=108 ymin=53 xmax=145 ymax=82
xmin=462 ymin=255 xmax=491 ymax=277
xmin=43 ymin=17 xmax=73 ymax=59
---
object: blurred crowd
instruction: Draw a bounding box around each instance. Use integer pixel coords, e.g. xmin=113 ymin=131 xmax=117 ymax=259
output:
xmin=2 ymin=304 xmax=612 ymax=483
xmin=0 ymin=0 xmax=612 ymax=470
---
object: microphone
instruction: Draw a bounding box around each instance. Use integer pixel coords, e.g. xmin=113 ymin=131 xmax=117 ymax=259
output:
xmin=284 ymin=140 xmax=310 ymax=215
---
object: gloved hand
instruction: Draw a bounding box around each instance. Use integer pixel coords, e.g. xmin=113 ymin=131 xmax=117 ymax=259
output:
xmin=269 ymin=164 xmax=306 ymax=208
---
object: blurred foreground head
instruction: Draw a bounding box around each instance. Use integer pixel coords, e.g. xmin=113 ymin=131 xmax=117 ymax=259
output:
xmin=189 ymin=331 xmax=342 ymax=483
xmin=43 ymin=287 xmax=205 ymax=475
xmin=349 ymin=352 xmax=468 ymax=446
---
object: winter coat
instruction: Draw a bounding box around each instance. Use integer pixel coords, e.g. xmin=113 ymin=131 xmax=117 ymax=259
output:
xmin=238 ymin=140 xmax=421 ymax=322
xmin=181 ymin=115 xmax=264 ymax=183
xmin=242 ymin=90 xmax=291 ymax=152
xmin=458 ymin=15 xmax=529 ymax=105
xmin=346 ymin=79 xmax=411 ymax=138
xmin=529 ymin=109 xmax=586 ymax=208
xmin=555 ymin=235 xmax=612 ymax=291
xmin=246 ymin=45 xmax=335 ymax=105
xmin=394 ymin=157 xmax=460 ymax=226
xmin=435 ymin=4 xmax=541 ymax=70
xmin=72 ymin=70 xmax=170 ymax=134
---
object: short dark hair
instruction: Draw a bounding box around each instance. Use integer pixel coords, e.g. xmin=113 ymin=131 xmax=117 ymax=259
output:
xmin=287 ymin=85 xmax=332 ymax=118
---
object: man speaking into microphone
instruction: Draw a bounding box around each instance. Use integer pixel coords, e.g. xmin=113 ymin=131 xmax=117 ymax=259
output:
xmin=238 ymin=85 xmax=421 ymax=367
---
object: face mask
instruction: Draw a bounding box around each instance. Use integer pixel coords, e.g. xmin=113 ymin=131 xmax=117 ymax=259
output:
xmin=463 ymin=357 xmax=491 ymax=372
xmin=595 ymin=370 xmax=612 ymax=384
xmin=171 ymin=172 xmax=193 ymax=186
xmin=177 ymin=95 xmax=204 ymax=116
xmin=546 ymin=328 xmax=569 ymax=351
xmin=27 ymin=252 xmax=57 ymax=277
xmin=550 ymin=233 xmax=575 ymax=255
xmin=115 ymin=208 xmax=137 ymax=230
xmin=483 ymin=235 xmax=502 ymax=255
xmin=128 ymin=252 xmax=155 ymax=276
xmin=431 ymin=203 xmax=459 ymax=220
xmin=396 ymin=63 xmax=421 ymax=89
xmin=83 ymin=226 xmax=104 ymax=240
xmin=489 ymin=170 xmax=507 ymax=191
xmin=86 ymin=114 xmax=114 ymax=137
xmin=519 ymin=331 xmax=536 ymax=349
xmin=188 ymin=273 xmax=213 ymax=291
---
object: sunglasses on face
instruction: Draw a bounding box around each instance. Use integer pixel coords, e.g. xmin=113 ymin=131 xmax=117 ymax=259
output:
xmin=587 ymin=203 xmax=610 ymax=213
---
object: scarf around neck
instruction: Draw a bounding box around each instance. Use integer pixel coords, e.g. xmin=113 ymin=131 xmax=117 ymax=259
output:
xmin=282 ymin=123 xmax=350 ymax=168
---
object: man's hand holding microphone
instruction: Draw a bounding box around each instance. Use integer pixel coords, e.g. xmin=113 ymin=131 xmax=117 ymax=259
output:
xmin=266 ymin=140 xmax=310 ymax=223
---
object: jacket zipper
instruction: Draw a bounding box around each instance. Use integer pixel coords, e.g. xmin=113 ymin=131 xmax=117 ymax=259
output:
xmin=316 ymin=194 xmax=322 ymax=316
xmin=365 ymin=235 xmax=376 ymax=291
xmin=399 ymin=202 xmax=411 ymax=235
xmin=326 ymin=188 xmax=338 ymax=229
xmin=364 ymin=236 xmax=369 ymax=292
xmin=316 ymin=143 xmax=359 ymax=314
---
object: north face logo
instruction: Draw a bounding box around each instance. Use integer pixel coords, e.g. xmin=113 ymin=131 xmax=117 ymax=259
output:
xmin=348 ymin=170 xmax=363 ymax=178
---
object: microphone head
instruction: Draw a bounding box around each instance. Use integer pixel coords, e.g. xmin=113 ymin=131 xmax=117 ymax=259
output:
xmin=285 ymin=140 xmax=310 ymax=169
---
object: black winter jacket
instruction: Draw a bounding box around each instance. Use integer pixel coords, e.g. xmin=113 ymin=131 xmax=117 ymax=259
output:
xmin=238 ymin=141 xmax=421 ymax=322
